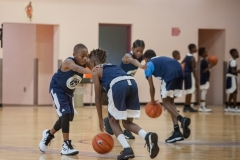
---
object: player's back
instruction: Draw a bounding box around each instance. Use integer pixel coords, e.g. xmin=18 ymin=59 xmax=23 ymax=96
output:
xmin=100 ymin=64 xmax=129 ymax=91
xmin=150 ymin=56 xmax=183 ymax=82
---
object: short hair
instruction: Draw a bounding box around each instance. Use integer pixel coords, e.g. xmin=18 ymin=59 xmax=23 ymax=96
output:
xmin=89 ymin=48 xmax=108 ymax=63
xmin=172 ymin=50 xmax=180 ymax=58
xmin=143 ymin=49 xmax=156 ymax=59
xmin=230 ymin=48 xmax=237 ymax=56
xmin=133 ymin=39 xmax=145 ymax=49
xmin=198 ymin=47 xmax=206 ymax=56
xmin=188 ymin=44 xmax=196 ymax=51
xmin=73 ymin=44 xmax=87 ymax=53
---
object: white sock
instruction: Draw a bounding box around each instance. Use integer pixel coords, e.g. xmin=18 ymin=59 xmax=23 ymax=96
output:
xmin=117 ymin=134 xmax=130 ymax=148
xmin=138 ymin=129 xmax=147 ymax=139
xmin=200 ymin=102 xmax=206 ymax=107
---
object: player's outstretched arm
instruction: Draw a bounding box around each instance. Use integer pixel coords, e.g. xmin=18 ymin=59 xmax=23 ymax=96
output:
xmin=147 ymin=76 xmax=157 ymax=104
xmin=62 ymin=59 xmax=92 ymax=74
xmin=122 ymin=54 xmax=145 ymax=69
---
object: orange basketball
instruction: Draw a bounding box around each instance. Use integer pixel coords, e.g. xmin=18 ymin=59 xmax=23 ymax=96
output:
xmin=208 ymin=55 xmax=218 ymax=66
xmin=145 ymin=102 xmax=163 ymax=118
xmin=92 ymin=133 xmax=114 ymax=154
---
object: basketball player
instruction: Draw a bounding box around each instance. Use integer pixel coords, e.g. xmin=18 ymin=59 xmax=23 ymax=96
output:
xmin=225 ymin=49 xmax=240 ymax=112
xmin=143 ymin=49 xmax=191 ymax=143
xmin=39 ymin=44 xmax=93 ymax=155
xmin=198 ymin=47 xmax=215 ymax=112
xmin=104 ymin=40 xmax=145 ymax=139
xmin=90 ymin=48 xmax=159 ymax=160
xmin=183 ymin=44 xmax=198 ymax=112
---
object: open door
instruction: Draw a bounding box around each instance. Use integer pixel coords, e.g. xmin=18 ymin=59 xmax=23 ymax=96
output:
xmin=198 ymin=29 xmax=225 ymax=105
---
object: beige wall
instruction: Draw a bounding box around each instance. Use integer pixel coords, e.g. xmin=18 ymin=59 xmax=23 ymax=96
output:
xmin=1 ymin=0 xmax=240 ymax=104
xmin=2 ymin=23 xmax=35 ymax=105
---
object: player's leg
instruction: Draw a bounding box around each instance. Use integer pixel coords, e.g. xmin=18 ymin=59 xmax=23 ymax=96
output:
xmin=199 ymin=88 xmax=212 ymax=112
xmin=162 ymin=78 xmax=191 ymax=139
xmin=124 ymin=79 xmax=159 ymax=159
xmin=184 ymin=72 xmax=197 ymax=112
xmin=108 ymin=80 xmax=135 ymax=160
xmin=60 ymin=96 xmax=78 ymax=155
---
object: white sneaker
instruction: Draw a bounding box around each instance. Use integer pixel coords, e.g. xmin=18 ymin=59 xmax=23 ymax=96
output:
xmin=233 ymin=106 xmax=240 ymax=113
xmin=198 ymin=106 xmax=212 ymax=112
xmin=61 ymin=140 xmax=79 ymax=155
xmin=39 ymin=129 xmax=55 ymax=152
xmin=224 ymin=106 xmax=232 ymax=112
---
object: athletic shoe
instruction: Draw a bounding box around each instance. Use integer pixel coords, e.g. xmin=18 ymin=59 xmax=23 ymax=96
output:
xmin=233 ymin=106 xmax=240 ymax=113
xmin=39 ymin=129 xmax=55 ymax=152
xmin=123 ymin=130 xmax=135 ymax=139
xmin=224 ymin=106 xmax=232 ymax=112
xmin=183 ymin=105 xmax=198 ymax=112
xmin=145 ymin=132 xmax=159 ymax=159
xmin=198 ymin=106 xmax=212 ymax=112
xmin=180 ymin=117 xmax=191 ymax=138
xmin=165 ymin=131 xmax=184 ymax=143
xmin=104 ymin=117 xmax=114 ymax=135
xmin=61 ymin=140 xmax=79 ymax=155
xmin=117 ymin=147 xmax=135 ymax=160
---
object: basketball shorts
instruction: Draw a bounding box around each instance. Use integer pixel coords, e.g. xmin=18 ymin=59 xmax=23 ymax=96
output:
xmin=200 ymin=81 xmax=210 ymax=90
xmin=184 ymin=72 xmax=196 ymax=94
xmin=161 ymin=77 xmax=183 ymax=99
xmin=226 ymin=74 xmax=237 ymax=94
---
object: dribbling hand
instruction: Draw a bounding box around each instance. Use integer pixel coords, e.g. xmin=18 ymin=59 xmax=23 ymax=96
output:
xmin=99 ymin=119 xmax=105 ymax=132
xmin=150 ymin=100 xmax=159 ymax=105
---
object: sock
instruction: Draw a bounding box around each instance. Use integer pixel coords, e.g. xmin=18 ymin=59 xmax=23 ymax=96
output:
xmin=177 ymin=115 xmax=183 ymax=121
xmin=117 ymin=134 xmax=130 ymax=148
xmin=138 ymin=129 xmax=147 ymax=139
xmin=200 ymin=102 xmax=205 ymax=108
xmin=174 ymin=125 xmax=180 ymax=132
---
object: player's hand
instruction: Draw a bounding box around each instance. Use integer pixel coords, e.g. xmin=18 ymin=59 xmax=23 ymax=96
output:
xmin=99 ymin=118 xmax=105 ymax=132
xmin=150 ymin=100 xmax=159 ymax=105
xmin=140 ymin=64 xmax=147 ymax=70
xmin=92 ymin=65 xmax=100 ymax=72
xmin=209 ymin=61 xmax=215 ymax=67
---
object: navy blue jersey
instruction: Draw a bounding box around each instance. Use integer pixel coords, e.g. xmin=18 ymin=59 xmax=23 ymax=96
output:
xmin=50 ymin=57 xmax=85 ymax=96
xmin=200 ymin=58 xmax=210 ymax=85
xmin=100 ymin=64 xmax=128 ymax=92
xmin=184 ymin=54 xmax=194 ymax=72
xmin=145 ymin=56 xmax=183 ymax=83
xmin=227 ymin=59 xmax=237 ymax=76
xmin=120 ymin=52 xmax=143 ymax=76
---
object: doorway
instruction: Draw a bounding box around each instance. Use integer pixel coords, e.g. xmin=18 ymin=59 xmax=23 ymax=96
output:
xmin=198 ymin=29 xmax=225 ymax=105
xmin=2 ymin=23 xmax=59 ymax=105
xmin=99 ymin=24 xmax=131 ymax=65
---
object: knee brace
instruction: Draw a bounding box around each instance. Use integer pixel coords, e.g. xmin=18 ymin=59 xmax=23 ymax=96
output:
xmin=53 ymin=117 xmax=62 ymax=131
xmin=61 ymin=113 xmax=70 ymax=133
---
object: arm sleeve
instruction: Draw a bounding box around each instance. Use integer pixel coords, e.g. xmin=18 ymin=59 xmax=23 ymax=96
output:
xmin=144 ymin=61 xmax=154 ymax=78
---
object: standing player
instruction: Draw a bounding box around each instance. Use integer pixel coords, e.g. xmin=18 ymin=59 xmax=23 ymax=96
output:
xmin=183 ymin=44 xmax=198 ymax=112
xmin=143 ymin=49 xmax=191 ymax=143
xmin=39 ymin=44 xmax=93 ymax=155
xmin=90 ymin=48 xmax=159 ymax=160
xmin=104 ymin=39 xmax=145 ymax=139
xmin=225 ymin=49 xmax=240 ymax=112
xmin=198 ymin=47 xmax=215 ymax=112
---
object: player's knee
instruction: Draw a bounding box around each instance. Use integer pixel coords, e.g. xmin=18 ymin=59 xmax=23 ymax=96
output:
xmin=53 ymin=117 xmax=62 ymax=131
xmin=61 ymin=113 xmax=70 ymax=133
xmin=122 ymin=119 xmax=133 ymax=128
xmin=109 ymin=116 xmax=118 ymax=124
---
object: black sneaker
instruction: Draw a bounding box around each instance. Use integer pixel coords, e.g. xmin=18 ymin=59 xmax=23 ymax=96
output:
xmin=145 ymin=132 xmax=159 ymax=159
xmin=104 ymin=117 xmax=113 ymax=135
xmin=165 ymin=131 xmax=184 ymax=143
xmin=117 ymin=147 xmax=135 ymax=160
xmin=124 ymin=130 xmax=135 ymax=139
xmin=180 ymin=117 xmax=191 ymax=138
xmin=183 ymin=105 xmax=198 ymax=112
